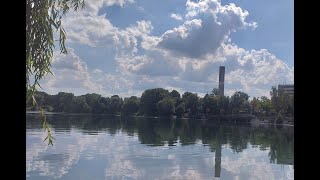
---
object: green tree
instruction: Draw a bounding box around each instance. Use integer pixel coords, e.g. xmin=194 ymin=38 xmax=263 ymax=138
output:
xmin=140 ymin=88 xmax=169 ymax=116
xmin=182 ymin=92 xmax=200 ymax=116
xmin=169 ymin=90 xmax=181 ymax=99
xmin=83 ymin=93 xmax=101 ymax=111
xmin=175 ymin=103 xmax=185 ymax=118
xmin=230 ymin=91 xmax=249 ymax=114
xmin=52 ymin=92 xmax=74 ymax=112
xmin=202 ymin=94 xmax=218 ymax=115
xmin=211 ymin=88 xmax=219 ymax=97
xmin=71 ymin=96 xmax=91 ymax=113
xmin=93 ymin=102 xmax=106 ymax=114
xmin=270 ymin=86 xmax=280 ymax=113
xmin=216 ymin=96 xmax=230 ymax=115
xmin=250 ymin=97 xmax=261 ymax=115
xmin=100 ymin=97 xmax=110 ymax=113
xmin=122 ymin=96 xmax=140 ymax=115
xmin=270 ymin=86 xmax=289 ymax=122
xmin=260 ymin=96 xmax=272 ymax=116
xmin=157 ymin=97 xmax=176 ymax=116
xmin=286 ymin=95 xmax=294 ymax=117
xmin=107 ymin=95 xmax=123 ymax=115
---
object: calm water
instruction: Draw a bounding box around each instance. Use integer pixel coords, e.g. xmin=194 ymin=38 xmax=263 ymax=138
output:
xmin=26 ymin=114 xmax=294 ymax=180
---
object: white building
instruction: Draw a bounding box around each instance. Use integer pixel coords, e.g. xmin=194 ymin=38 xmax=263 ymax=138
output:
xmin=278 ymin=84 xmax=294 ymax=96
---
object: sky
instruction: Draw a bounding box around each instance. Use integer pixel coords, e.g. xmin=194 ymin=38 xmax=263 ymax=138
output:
xmin=40 ymin=0 xmax=294 ymax=98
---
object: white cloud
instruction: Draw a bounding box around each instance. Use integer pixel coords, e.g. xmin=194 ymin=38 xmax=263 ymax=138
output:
xmin=164 ymin=166 xmax=202 ymax=180
xmin=170 ymin=13 xmax=183 ymax=21
xmin=114 ymin=20 xmax=154 ymax=56
xmin=105 ymin=159 xmax=142 ymax=179
xmin=185 ymin=0 xmax=220 ymax=19
xmin=140 ymin=35 xmax=161 ymax=50
xmin=41 ymin=49 xmax=141 ymax=97
xmin=63 ymin=14 xmax=116 ymax=47
xmin=116 ymin=49 xmax=182 ymax=77
xmin=180 ymin=43 xmax=293 ymax=97
xmin=221 ymin=147 xmax=276 ymax=180
xmin=41 ymin=48 xmax=104 ymax=95
xmin=38 ymin=50 xmax=135 ymax=97
xmin=61 ymin=0 xmax=136 ymax=48
xmin=79 ymin=0 xmax=104 ymax=16
xmin=26 ymin=131 xmax=100 ymax=178
xmin=158 ymin=0 xmax=257 ymax=58
xmin=128 ymin=20 xmax=153 ymax=37
xmin=44 ymin=44 xmax=293 ymax=97
xmin=78 ymin=0 xmax=135 ymax=14
xmin=93 ymin=68 xmax=103 ymax=74
xmin=117 ymin=42 xmax=293 ymax=98
xmin=105 ymin=0 xmax=135 ymax=7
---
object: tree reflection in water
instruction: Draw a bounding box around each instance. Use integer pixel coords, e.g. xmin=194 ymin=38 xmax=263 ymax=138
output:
xmin=27 ymin=114 xmax=294 ymax=177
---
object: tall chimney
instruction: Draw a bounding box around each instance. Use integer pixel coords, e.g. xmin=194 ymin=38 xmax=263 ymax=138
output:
xmin=218 ymin=66 xmax=225 ymax=96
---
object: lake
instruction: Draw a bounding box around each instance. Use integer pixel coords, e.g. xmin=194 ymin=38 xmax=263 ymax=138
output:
xmin=26 ymin=114 xmax=294 ymax=180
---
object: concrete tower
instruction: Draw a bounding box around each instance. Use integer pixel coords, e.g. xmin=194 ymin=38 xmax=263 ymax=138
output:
xmin=218 ymin=66 xmax=225 ymax=96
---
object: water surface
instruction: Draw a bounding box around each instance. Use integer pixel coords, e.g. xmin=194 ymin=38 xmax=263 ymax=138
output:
xmin=26 ymin=114 xmax=294 ymax=179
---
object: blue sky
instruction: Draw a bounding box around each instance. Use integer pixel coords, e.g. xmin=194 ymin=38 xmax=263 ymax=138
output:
xmin=41 ymin=0 xmax=294 ymax=98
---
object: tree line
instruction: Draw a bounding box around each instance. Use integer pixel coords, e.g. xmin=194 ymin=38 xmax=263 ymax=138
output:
xmin=26 ymin=86 xmax=293 ymax=119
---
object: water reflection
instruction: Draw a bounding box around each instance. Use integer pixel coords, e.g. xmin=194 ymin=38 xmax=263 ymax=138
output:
xmin=26 ymin=114 xmax=294 ymax=179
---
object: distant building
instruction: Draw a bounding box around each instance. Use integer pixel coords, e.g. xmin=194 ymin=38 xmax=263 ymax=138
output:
xmin=218 ymin=66 xmax=225 ymax=96
xmin=278 ymin=84 xmax=294 ymax=96
xmin=277 ymin=157 xmax=294 ymax=165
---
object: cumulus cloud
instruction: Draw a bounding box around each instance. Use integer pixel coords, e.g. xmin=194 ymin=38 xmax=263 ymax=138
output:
xmin=61 ymin=0 xmax=136 ymax=48
xmin=116 ymin=49 xmax=182 ymax=77
xmin=114 ymin=20 xmax=154 ymax=56
xmin=41 ymin=48 xmax=104 ymax=95
xmin=105 ymin=0 xmax=135 ymax=7
xmin=78 ymin=0 xmax=104 ymax=16
xmin=170 ymin=13 xmax=183 ymax=21
xmin=79 ymin=0 xmax=135 ymax=15
xmin=63 ymin=0 xmax=257 ymax=57
xmin=112 ymin=0 xmax=289 ymax=97
xmin=40 ymin=48 xmax=139 ymax=96
xmin=158 ymin=0 xmax=257 ymax=58
xmin=117 ymin=41 xmax=293 ymax=97
xmin=63 ymin=13 xmax=116 ymax=47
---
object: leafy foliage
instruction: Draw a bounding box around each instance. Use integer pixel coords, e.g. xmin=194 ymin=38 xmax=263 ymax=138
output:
xmin=140 ymin=88 xmax=169 ymax=116
xmin=26 ymin=0 xmax=85 ymax=145
xmin=26 ymin=0 xmax=85 ymax=99
xmin=169 ymin=90 xmax=181 ymax=99
xmin=230 ymin=91 xmax=249 ymax=114
xmin=41 ymin=109 xmax=55 ymax=145
xmin=157 ymin=97 xmax=176 ymax=116
xmin=27 ymin=85 xmax=293 ymax=121
xmin=182 ymin=92 xmax=200 ymax=115
xmin=107 ymin=95 xmax=124 ymax=115
xmin=122 ymin=96 xmax=140 ymax=115
xmin=175 ymin=103 xmax=185 ymax=118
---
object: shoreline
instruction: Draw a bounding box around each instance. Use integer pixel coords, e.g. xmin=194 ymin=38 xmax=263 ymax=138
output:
xmin=26 ymin=111 xmax=294 ymax=126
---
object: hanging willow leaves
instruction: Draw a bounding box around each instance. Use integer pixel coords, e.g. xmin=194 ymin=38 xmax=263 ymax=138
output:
xmin=41 ymin=108 xmax=55 ymax=145
xmin=26 ymin=0 xmax=85 ymax=145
